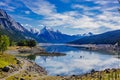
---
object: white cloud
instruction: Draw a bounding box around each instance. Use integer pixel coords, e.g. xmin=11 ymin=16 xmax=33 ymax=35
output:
xmin=21 ymin=0 xmax=120 ymax=34
xmin=94 ymin=0 xmax=118 ymax=5
xmin=0 ymin=2 xmax=6 ymax=6
xmin=22 ymin=0 xmax=56 ymax=16
xmin=85 ymin=0 xmax=118 ymax=5
xmin=72 ymin=4 xmax=101 ymax=11
xmin=13 ymin=15 xmax=33 ymax=21
xmin=0 ymin=1 xmax=16 ymax=12
xmin=25 ymin=11 xmax=30 ymax=14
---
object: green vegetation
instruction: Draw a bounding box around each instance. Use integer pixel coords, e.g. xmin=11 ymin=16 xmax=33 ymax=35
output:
xmin=17 ymin=39 xmax=37 ymax=48
xmin=9 ymin=40 xmax=16 ymax=46
xmin=0 ymin=53 xmax=19 ymax=79
xmin=6 ymin=70 xmax=39 ymax=80
xmin=6 ymin=69 xmax=120 ymax=80
xmin=0 ymin=35 xmax=10 ymax=53
xmin=0 ymin=25 xmax=25 ymax=41
xmin=0 ymin=53 xmax=17 ymax=68
xmin=37 ymin=69 xmax=120 ymax=80
xmin=27 ymin=39 xmax=37 ymax=48
xmin=0 ymin=34 xmax=18 ymax=78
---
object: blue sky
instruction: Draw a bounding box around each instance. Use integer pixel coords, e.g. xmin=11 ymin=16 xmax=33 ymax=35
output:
xmin=0 ymin=0 xmax=120 ymax=35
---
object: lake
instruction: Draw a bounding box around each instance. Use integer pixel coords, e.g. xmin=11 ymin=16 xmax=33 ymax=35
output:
xmin=34 ymin=43 xmax=120 ymax=76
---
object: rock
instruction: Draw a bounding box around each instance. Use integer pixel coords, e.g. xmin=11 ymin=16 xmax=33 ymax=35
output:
xmin=112 ymin=68 xmax=117 ymax=72
xmin=72 ymin=75 xmax=76 ymax=77
xmin=9 ymin=64 xmax=15 ymax=68
xmin=17 ymin=60 xmax=21 ymax=64
xmin=2 ymin=66 xmax=10 ymax=72
xmin=57 ymin=75 xmax=60 ymax=76
xmin=29 ymin=75 xmax=31 ymax=77
xmin=20 ymin=78 xmax=25 ymax=80
xmin=22 ymin=74 xmax=26 ymax=77
xmin=14 ymin=76 xmax=18 ymax=79
xmin=104 ymin=69 xmax=110 ymax=73
xmin=91 ymin=69 xmax=95 ymax=73
xmin=80 ymin=56 xmax=82 ymax=58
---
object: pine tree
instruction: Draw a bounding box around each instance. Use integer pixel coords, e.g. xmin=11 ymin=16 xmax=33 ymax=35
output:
xmin=0 ymin=35 xmax=10 ymax=53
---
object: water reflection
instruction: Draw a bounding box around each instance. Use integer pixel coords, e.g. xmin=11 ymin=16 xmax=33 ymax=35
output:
xmin=35 ymin=44 xmax=120 ymax=76
xmin=41 ymin=45 xmax=80 ymax=53
xmin=27 ymin=54 xmax=36 ymax=60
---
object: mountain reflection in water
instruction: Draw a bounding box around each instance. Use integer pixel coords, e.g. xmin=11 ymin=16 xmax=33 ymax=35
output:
xmin=33 ymin=43 xmax=120 ymax=76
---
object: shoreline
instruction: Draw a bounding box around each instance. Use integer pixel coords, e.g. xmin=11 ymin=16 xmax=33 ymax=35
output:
xmin=1 ymin=45 xmax=120 ymax=79
xmin=68 ymin=44 xmax=120 ymax=53
xmin=0 ymin=56 xmax=47 ymax=80
xmin=4 ymin=57 xmax=120 ymax=80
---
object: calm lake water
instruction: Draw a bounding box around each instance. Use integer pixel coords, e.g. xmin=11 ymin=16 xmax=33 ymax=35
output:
xmin=34 ymin=43 xmax=120 ymax=76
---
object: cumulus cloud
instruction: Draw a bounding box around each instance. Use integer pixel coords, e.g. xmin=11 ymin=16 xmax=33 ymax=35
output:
xmin=13 ymin=15 xmax=33 ymax=21
xmin=21 ymin=0 xmax=120 ymax=34
xmin=0 ymin=2 xmax=6 ymax=6
xmin=22 ymin=0 xmax=56 ymax=16
xmin=0 ymin=1 xmax=16 ymax=12
xmin=25 ymin=11 xmax=30 ymax=14
xmin=72 ymin=4 xmax=101 ymax=11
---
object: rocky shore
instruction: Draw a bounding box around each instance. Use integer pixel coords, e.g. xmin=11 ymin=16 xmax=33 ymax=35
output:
xmin=1 ymin=46 xmax=120 ymax=80
xmin=0 ymin=46 xmax=66 ymax=79
xmin=7 ymin=46 xmax=66 ymax=57
xmin=69 ymin=44 xmax=120 ymax=53
xmin=37 ymin=68 xmax=120 ymax=80
xmin=0 ymin=57 xmax=47 ymax=80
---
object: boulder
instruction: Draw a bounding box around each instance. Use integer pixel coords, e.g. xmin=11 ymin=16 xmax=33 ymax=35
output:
xmin=17 ymin=60 xmax=21 ymax=64
xmin=20 ymin=78 xmax=25 ymax=80
xmin=2 ymin=66 xmax=10 ymax=72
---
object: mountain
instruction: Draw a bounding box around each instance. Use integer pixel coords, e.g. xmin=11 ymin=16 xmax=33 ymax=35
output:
xmin=0 ymin=9 xmax=26 ymax=41
xmin=0 ymin=9 xmax=93 ymax=43
xmin=37 ymin=27 xmax=82 ymax=43
xmin=0 ymin=9 xmax=82 ymax=43
xmin=0 ymin=9 xmax=44 ymax=42
xmin=29 ymin=28 xmax=40 ymax=35
xmin=70 ymin=30 xmax=120 ymax=44
xmin=82 ymin=32 xmax=93 ymax=36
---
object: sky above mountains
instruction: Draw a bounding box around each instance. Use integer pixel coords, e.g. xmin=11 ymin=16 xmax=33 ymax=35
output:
xmin=0 ymin=0 xmax=120 ymax=35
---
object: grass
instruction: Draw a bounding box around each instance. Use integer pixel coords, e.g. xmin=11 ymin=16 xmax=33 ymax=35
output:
xmin=3 ymin=46 xmax=120 ymax=80
xmin=6 ymin=69 xmax=120 ymax=80
xmin=0 ymin=53 xmax=18 ymax=78
xmin=0 ymin=53 xmax=17 ymax=68
xmin=8 ymin=46 xmax=20 ymax=50
xmin=0 ymin=60 xmax=9 ymax=68
xmin=6 ymin=70 xmax=41 ymax=80
xmin=36 ymin=69 xmax=120 ymax=80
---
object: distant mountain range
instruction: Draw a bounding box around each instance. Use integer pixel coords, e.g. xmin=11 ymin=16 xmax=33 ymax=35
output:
xmin=0 ymin=9 xmax=89 ymax=43
xmin=70 ymin=30 xmax=120 ymax=44
xmin=35 ymin=27 xmax=82 ymax=43
xmin=2 ymin=9 xmax=120 ymax=44
xmin=0 ymin=9 xmax=44 ymax=42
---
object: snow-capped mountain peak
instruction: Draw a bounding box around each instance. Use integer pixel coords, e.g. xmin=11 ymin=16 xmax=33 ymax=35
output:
xmin=30 ymin=28 xmax=40 ymax=34
xmin=83 ymin=32 xmax=93 ymax=36
xmin=40 ymin=27 xmax=55 ymax=34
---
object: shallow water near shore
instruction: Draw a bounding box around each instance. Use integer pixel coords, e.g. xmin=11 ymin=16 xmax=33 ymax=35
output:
xmin=35 ymin=43 xmax=120 ymax=76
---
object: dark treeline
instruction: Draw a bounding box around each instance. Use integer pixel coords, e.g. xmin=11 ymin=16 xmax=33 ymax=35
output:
xmin=0 ymin=33 xmax=37 ymax=53
xmin=17 ymin=39 xmax=37 ymax=48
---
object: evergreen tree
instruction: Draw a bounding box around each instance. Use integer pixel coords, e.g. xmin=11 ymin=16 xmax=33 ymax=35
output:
xmin=27 ymin=39 xmax=36 ymax=48
xmin=17 ymin=39 xmax=37 ymax=48
xmin=0 ymin=35 xmax=10 ymax=53
xmin=17 ymin=40 xmax=27 ymax=46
